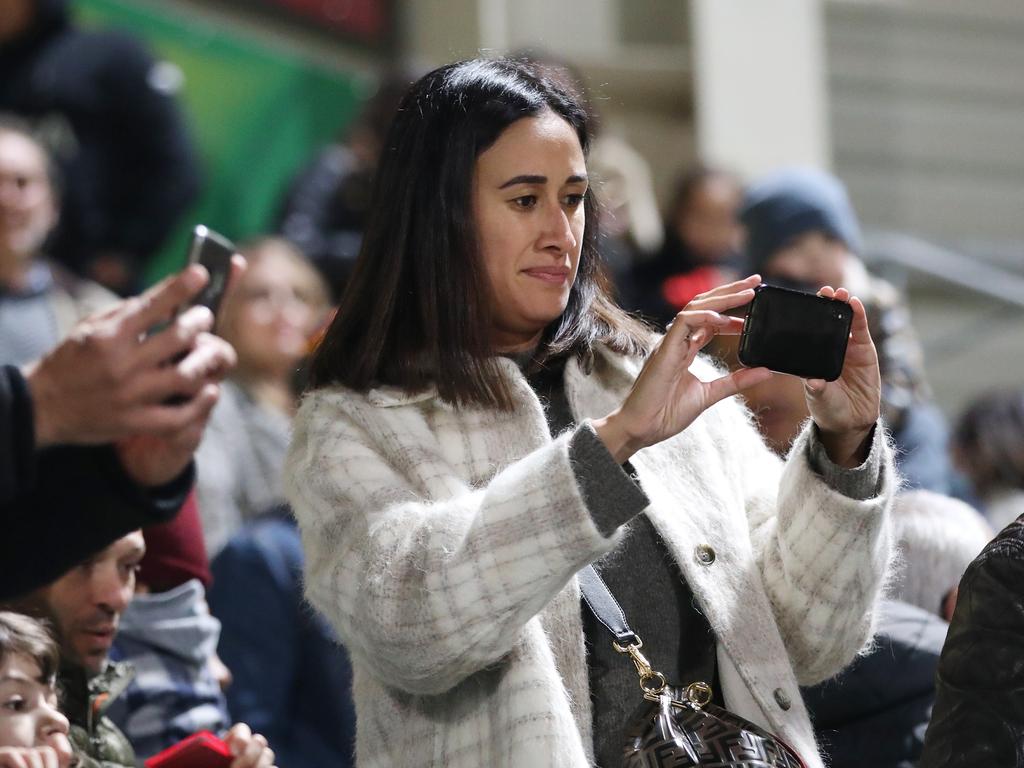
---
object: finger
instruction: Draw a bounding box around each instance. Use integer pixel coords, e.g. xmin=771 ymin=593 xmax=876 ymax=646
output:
xmin=848 ymin=295 xmax=871 ymax=338
xmin=178 ymin=334 xmax=237 ymax=382
xmin=694 ymin=273 xmax=761 ymax=301
xmin=685 ymin=288 xmax=756 ymax=314
xmin=37 ymin=749 xmax=57 ymax=768
xmin=257 ymin=748 xmax=275 ymax=768
xmin=832 ymin=286 xmax=851 ymax=303
xmin=804 ymin=378 xmax=827 ymax=395
xmin=23 ymin=752 xmax=41 ymax=768
xmin=705 ymin=366 xmax=773 ymax=406
xmin=817 ymin=285 xmax=836 ymax=299
xmin=122 ymin=382 xmax=220 ymax=435
xmin=121 ymin=264 xmax=209 ymax=336
xmin=0 ymin=752 xmax=29 ymax=768
xmin=135 ymin=304 xmax=215 ymax=370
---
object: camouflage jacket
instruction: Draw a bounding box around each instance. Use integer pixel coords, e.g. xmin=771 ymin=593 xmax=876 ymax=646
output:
xmin=59 ymin=660 xmax=137 ymax=768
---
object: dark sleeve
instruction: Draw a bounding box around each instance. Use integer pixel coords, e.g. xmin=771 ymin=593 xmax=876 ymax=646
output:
xmin=918 ymin=519 xmax=1024 ymax=767
xmin=569 ymin=423 xmax=649 ymax=537
xmin=0 ymin=444 xmax=192 ymax=601
xmin=94 ymin=33 xmax=202 ymax=260
xmin=209 ymin=529 xmax=300 ymax=755
xmin=0 ymin=366 xmax=36 ymax=506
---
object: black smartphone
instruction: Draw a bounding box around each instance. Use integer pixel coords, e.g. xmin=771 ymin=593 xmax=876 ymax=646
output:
xmin=737 ymin=283 xmax=852 ymax=381
xmin=186 ymin=224 xmax=235 ymax=318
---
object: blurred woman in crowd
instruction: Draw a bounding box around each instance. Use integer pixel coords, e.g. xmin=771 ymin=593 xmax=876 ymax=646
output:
xmin=952 ymin=388 xmax=1024 ymax=531
xmin=195 ymin=237 xmax=329 ymax=555
xmin=285 ymin=58 xmax=896 ymax=768
xmin=0 ymin=612 xmax=74 ymax=768
xmin=632 ymin=164 xmax=744 ymax=326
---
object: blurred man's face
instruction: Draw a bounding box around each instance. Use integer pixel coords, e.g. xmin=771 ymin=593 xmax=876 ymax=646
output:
xmin=0 ymin=0 xmax=34 ymax=45
xmin=762 ymin=231 xmax=848 ymax=291
xmin=37 ymin=532 xmax=144 ymax=676
xmin=0 ymin=130 xmax=57 ymax=268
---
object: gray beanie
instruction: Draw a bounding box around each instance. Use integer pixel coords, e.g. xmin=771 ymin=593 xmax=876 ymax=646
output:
xmin=740 ymin=167 xmax=863 ymax=271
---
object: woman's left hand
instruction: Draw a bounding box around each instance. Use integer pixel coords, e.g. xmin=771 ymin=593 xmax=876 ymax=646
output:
xmin=803 ymin=286 xmax=881 ymax=468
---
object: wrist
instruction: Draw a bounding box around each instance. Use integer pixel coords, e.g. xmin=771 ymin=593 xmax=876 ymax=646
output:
xmin=816 ymin=423 xmax=874 ymax=469
xmin=593 ymin=411 xmax=643 ymax=464
xmin=20 ymin=360 xmax=57 ymax=449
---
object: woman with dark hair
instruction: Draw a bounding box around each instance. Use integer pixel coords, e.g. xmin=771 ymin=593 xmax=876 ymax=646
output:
xmin=286 ymin=58 xmax=896 ymax=768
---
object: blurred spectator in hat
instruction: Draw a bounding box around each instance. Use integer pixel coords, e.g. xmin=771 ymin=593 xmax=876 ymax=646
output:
xmin=209 ymin=509 xmax=356 ymax=768
xmin=16 ymin=529 xmax=277 ymax=768
xmin=633 ymin=164 xmax=744 ymax=326
xmin=951 ymin=388 xmax=1024 ymax=532
xmin=195 ymin=237 xmax=330 ymax=556
xmin=0 ymin=116 xmax=116 ymax=367
xmin=891 ymin=489 xmax=993 ymax=620
xmin=737 ymin=166 xmax=953 ymax=492
xmin=276 ymin=69 xmax=417 ymax=302
xmin=105 ymin=491 xmax=231 ymax=759
xmin=0 ymin=0 xmax=201 ymax=294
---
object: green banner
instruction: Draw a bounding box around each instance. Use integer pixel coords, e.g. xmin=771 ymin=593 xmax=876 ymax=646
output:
xmin=75 ymin=0 xmax=369 ymax=283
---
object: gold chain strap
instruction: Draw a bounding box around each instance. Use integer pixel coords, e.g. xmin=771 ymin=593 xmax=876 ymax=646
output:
xmin=612 ymin=636 xmax=714 ymax=710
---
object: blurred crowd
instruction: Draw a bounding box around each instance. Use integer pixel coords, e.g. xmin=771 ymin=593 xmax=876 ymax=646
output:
xmin=2 ymin=3 xmax=1024 ymax=768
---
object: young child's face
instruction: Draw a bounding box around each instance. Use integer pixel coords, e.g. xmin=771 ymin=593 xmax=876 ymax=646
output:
xmin=0 ymin=653 xmax=73 ymax=767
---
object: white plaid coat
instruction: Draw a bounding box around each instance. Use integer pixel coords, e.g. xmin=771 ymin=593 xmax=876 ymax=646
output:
xmin=285 ymin=346 xmax=895 ymax=768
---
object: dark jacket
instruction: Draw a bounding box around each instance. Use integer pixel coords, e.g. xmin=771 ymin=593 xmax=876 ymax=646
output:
xmin=802 ymin=600 xmax=947 ymax=768
xmin=209 ymin=514 xmax=356 ymax=768
xmin=0 ymin=365 xmax=191 ymax=600
xmin=919 ymin=515 xmax=1024 ymax=768
xmin=0 ymin=0 xmax=201 ymax=282
xmin=60 ymin=659 xmax=137 ymax=768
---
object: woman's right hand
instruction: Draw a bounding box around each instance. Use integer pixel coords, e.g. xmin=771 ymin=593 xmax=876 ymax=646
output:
xmin=594 ymin=275 xmax=773 ymax=463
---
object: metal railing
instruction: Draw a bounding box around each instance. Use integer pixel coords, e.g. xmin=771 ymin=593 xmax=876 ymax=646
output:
xmin=863 ymin=231 xmax=1024 ymax=309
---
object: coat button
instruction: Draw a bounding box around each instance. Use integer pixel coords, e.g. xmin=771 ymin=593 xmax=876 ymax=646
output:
xmin=695 ymin=545 xmax=716 ymax=565
xmin=773 ymin=688 xmax=792 ymax=710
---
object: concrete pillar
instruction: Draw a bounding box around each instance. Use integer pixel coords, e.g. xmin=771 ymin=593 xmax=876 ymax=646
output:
xmin=690 ymin=0 xmax=830 ymax=178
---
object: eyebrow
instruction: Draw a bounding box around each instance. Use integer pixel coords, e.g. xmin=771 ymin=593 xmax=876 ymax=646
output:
xmin=498 ymin=174 xmax=588 ymax=189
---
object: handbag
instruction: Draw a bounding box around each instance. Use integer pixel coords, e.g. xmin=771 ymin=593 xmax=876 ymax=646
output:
xmin=579 ymin=565 xmax=808 ymax=768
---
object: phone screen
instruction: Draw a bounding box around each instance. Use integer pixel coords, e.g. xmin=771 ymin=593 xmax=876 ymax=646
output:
xmin=737 ymin=283 xmax=852 ymax=381
xmin=187 ymin=225 xmax=235 ymax=318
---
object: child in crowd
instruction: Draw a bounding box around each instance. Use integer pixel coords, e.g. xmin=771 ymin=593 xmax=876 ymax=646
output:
xmin=0 ymin=611 xmax=74 ymax=768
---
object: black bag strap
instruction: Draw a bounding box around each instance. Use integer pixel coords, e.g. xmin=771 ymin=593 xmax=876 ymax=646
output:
xmin=578 ymin=564 xmax=639 ymax=647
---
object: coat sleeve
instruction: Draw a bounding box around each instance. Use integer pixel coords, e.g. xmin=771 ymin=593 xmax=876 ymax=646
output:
xmin=724 ymin=401 xmax=897 ymax=685
xmin=284 ymin=391 xmax=623 ymax=696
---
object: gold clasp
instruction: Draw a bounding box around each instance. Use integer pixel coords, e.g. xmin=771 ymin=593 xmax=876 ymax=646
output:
xmin=612 ymin=637 xmax=667 ymax=696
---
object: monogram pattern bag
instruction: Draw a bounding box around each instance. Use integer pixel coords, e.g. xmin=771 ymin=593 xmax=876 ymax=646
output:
xmin=579 ymin=565 xmax=808 ymax=768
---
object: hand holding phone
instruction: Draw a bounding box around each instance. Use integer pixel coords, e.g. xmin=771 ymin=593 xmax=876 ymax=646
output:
xmin=144 ymin=731 xmax=233 ymax=768
xmin=738 ymin=283 xmax=852 ymax=381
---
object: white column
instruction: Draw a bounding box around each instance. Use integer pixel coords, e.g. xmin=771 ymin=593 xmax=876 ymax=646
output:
xmin=690 ymin=0 xmax=831 ymax=178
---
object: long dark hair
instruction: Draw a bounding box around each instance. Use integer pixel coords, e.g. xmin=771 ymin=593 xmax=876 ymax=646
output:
xmin=308 ymin=58 xmax=651 ymax=408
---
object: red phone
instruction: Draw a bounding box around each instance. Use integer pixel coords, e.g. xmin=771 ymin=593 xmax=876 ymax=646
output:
xmin=144 ymin=731 xmax=233 ymax=768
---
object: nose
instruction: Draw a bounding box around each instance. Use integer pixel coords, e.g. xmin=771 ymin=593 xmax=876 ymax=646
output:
xmin=39 ymin=705 xmax=75 ymax=767
xmin=540 ymin=203 xmax=577 ymax=256
xmin=92 ymin=562 xmax=134 ymax=614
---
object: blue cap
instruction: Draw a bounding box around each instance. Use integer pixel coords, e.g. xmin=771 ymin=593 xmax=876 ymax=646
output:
xmin=740 ymin=167 xmax=862 ymax=271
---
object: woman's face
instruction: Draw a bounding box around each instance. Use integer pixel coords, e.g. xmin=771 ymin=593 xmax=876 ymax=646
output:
xmin=473 ymin=111 xmax=588 ymax=352
xmin=0 ymin=654 xmax=73 ymax=767
xmin=220 ymin=250 xmax=325 ymax=376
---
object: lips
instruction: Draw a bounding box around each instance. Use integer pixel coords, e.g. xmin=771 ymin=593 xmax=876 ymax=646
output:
xmin=522 ymin=266 xmax=570 ymax=284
